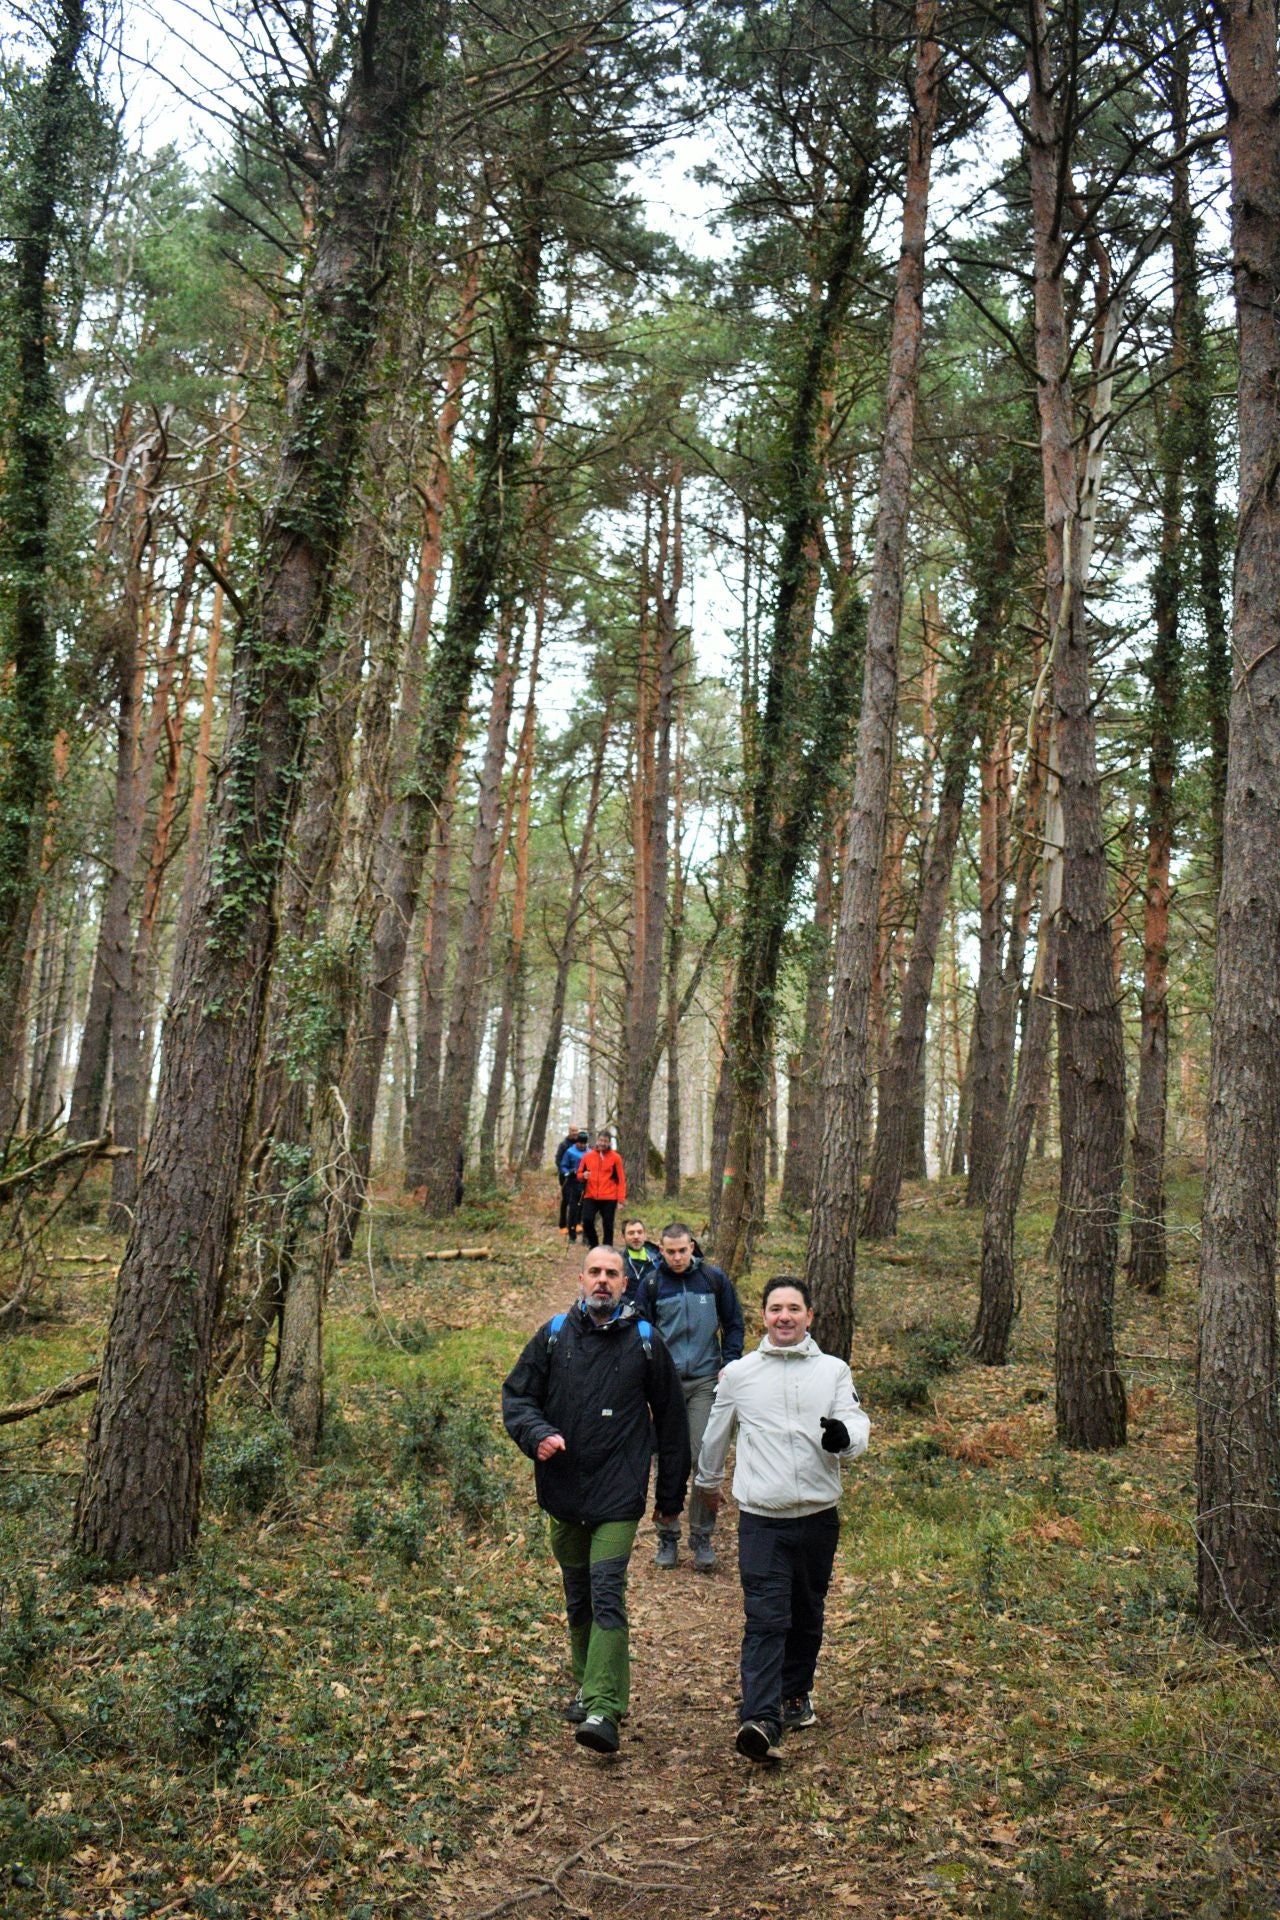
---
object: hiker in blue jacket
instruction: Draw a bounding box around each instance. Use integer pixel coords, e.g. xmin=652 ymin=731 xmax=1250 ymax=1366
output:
xmin=502 ymin=1244 xmax=689 ymax=1756
xmin=559 ymin=1131 xmax=590 ymax=1243
xmin=554 ymin=1124 xmax=583 ymax=1235
xmin=635 ymin=1221 xmax=744 ymax=1572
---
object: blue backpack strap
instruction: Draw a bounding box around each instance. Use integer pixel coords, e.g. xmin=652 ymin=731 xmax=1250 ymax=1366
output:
xmin=547 ymin=1312 xmax=567 ymax=1348
xmin=636 ymin=1317 xmax=653 ymax=1358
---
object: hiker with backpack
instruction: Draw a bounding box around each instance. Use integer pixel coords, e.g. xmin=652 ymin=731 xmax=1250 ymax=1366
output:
xmin=575 ymin=1128 xmax=626 ymax=1247
xmin=635 ymin=1221 xmax=744 ymax=1573
xmin=502 ymin=1244 xmax=689 ymax=1756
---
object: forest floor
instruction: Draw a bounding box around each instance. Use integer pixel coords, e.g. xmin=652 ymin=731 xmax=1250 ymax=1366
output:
xmin=1 ymin=1159 xmax=1278 ymax=1919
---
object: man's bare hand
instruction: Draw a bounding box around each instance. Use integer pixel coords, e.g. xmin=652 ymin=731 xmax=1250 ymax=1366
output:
xmin=536 ymin=1433 xmax=566 ymax=1462
xmin=653 ymin=1512 xmax=681 ymax=1527
xmin=698 ymin=1486 xmax=722 ymax=1512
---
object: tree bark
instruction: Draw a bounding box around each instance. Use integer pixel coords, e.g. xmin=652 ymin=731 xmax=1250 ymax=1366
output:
xmin=73 ymin=0 xmax=447 ymax=1573
xmin=861 ymin=620 xmax=992 ymax=1238
xmin=806 ymin=4 xmax=939 ymax=1356
xmin=1025 ymin=0 xmax=1127 ymax=1451
xmin=523 ymin=716 xmax=612 ymax=1167
xmin=343 ymin=145 xmax=549 ymax=1222
xmin=1195 ymin=0 xmax=1280 ymax=1642
xmin=0 ymin=0 xmax=90 ymax=1134
xmin=965 ymin=722 xmax=1009 ymax=1204
xmin=617 ymin=464 xmax=682 ymax=1196
xmin=1128 ymin=48 xmax=1190 ymax=1298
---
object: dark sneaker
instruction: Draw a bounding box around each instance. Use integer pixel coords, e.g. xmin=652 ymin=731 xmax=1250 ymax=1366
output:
xmin=692 ymin=1537 xmax=717 ymax=1573
xmin=575 ymin=1713 xmax=619 ymax=1754
xmin=561 ymin=1688 xmax=588 ymax=1724
xmin=781 ymin=1693 xmax=816 ymax=1730
xmin=735 ymin=1719 xmax=783 ymax=1763
xmin=655 ymin=1533 xmax=679 ymax=1570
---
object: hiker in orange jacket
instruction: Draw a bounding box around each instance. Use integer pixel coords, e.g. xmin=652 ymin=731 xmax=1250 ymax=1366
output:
xmin=577 ymin=1129 xmax=626 ymax=1248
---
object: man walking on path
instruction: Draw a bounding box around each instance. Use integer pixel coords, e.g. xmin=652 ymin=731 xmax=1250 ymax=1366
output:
xmin=554 ymin=1124 xmax=583 ymax=1235
xmin=696 ymin=1276 xmax=869 ymax=1763
xmin=561 ymin=1130 xmax=590 ymax=1243
xmin=636 ymin=1222 xmax=744 ymax=1573
xmin=576 ymin=1128 xmax=626 ymax=1248
xmin=502 ymin=1245 xmax=689 ymax=1755
xmin=620 ymin=1216 xmax=661 ymax=1300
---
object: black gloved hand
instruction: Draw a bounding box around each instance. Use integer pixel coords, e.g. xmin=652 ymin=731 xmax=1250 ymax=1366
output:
xmin=820 ymin=1416 xmax=850 ymax=1453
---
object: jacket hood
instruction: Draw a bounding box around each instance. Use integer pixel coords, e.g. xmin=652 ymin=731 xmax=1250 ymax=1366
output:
xmin=757 ymin=1332 xmax=821 ymax=1358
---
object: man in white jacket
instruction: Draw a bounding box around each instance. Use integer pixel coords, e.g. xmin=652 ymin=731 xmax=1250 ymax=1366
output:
xmin=695 ymin=1275 xmax=870 ymax=1763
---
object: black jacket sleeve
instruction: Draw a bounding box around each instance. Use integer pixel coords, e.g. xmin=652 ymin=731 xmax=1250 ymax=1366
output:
xmin=716 ymin=1269 xmax=746 ymax=1364
xmin=646 ymin=1332 xmax=691 ymax=1516
xmin=501 ymin=1326 xmax=560 ymax=1459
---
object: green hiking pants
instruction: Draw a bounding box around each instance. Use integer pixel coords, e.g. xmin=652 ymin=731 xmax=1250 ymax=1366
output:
xmin=547 ymin=1516 xmax=639 ymax=1724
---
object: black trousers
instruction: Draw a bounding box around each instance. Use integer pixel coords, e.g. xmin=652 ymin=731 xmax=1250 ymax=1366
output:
xmin=580 ymin=1197 xmax=617 ymax=1247
xmin=564 ymin=1178 xmax=585 ymax=1239
xmin=558 ymin=1174 xmax=575 ymax=1230
xmin=738 ymin=1507 xmax=840 ymax=1727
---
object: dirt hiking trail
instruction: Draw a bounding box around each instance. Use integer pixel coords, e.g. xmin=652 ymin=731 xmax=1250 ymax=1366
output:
xmin=435 ymin=1231 xmax=910 ymax=1920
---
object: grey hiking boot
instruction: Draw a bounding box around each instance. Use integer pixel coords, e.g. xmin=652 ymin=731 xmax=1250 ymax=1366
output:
xmin=691 ymin=1536 xmax=717 ymax=1573
xmin=735 ymin=1719 xmax=783 ymax=1763
xmin=655 ymin=1531 xmax=679 ymax=1569
xmin=781 ymin=1693 xmax=816 ymax=1730
xmin=562 ymin=1688 xmax=588 ymax=1724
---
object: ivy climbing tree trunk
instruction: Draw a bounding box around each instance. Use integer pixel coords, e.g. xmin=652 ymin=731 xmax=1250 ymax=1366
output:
xmin=1196 ymin=0 xmax=1280 ymax=1644
xmin=72 ymin=0 xmax=448 ymax=1573
xmin=0 ymin=0 xmax=91 ymax=1134
xmin=805 ymin=0 xmax=939 ymax=1356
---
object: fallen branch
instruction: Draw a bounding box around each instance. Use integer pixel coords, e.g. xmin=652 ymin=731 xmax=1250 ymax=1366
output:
xmin=0 ymin=1678 xmax=69 ymax=1747
xmin=470 ymin=1823 xmax=621 ymax=1920
xmin=0 ymin=1134 xmax=128 ymax=1203
xmin=0 ymin=1367 xmax=100 ymax=1427
xmin=416 ymin=1246 xmax=492 ymax=1261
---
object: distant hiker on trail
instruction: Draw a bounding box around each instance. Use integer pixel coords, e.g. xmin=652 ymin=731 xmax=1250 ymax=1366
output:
xmin=620 ymin=1216 xmax=661 ymax=1300
xmin=561 ymin=1130 xmax=590 ymax=1244
xmin=554 ymin=1123 xmax=584 ymax=1237
xmin=695 ymin=1275 xmax=869 ymax=1764
xmin=502 ymin=1244 xmax=689 ymax=1757
xmin=635 ymin=1222 xmax=744 ymax=1574
xmin=576 ymin=1128 xmax=625 ymax=1248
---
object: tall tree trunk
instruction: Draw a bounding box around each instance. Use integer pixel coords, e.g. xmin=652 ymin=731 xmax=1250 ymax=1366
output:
xmin=67 ymin=423 xmax=168 ymax=1142
xmin=523 ymin=717 xmax=612 ymax=1167
xmin=805 ymin=4 xmax=940 ymax=1355
xmin=1195 ymin=0 xmax=1280 ymax=1643
xmin=404 ymin=751 xmax=462 ymax=1189
xmin=713 ymin=158 xmax=876 ymax=1273
xmin=73 ymin=0 xmax=447 ymax=1573
xmin=965 ymin=722 xmax=1009 ymax=1204
xmin=421 ymin=607 xmax=523 ymax=1213
xmin=974 ymin=764 xmax=1060 ymax=1366
xmin=343 ymin=154 xmax=549 ymax=1222
xmin=1025 ymin=0 xmax=1127 ymax=1451
xmin=479 ymin=618 xmax=542 ymax=1186
xmin=1128 ymin=48 xmax=1190 ymax=1298
xmin=861 ymin=620 xmax=993 ymax=1237
xmin=0 ymin=0 xmax=90 ymax=1134
xmin=781 ymin=835 xmax=836 ymax=1211
xmin=617 ymin=464 xmax=682 ymax=1195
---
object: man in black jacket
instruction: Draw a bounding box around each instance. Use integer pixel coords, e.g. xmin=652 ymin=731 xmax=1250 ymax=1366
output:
xmin=502 ymin=1245 xmax=689 ymax=1754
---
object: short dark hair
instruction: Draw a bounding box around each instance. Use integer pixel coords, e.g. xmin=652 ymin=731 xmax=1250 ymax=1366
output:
xmin=762 ymin=1275 xmax=812 ymax=1309
xmin=660 ymin=1221 xmax=694 ymax=1243
xmin=621 ymin=1215 xmax=645 ymax=1231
